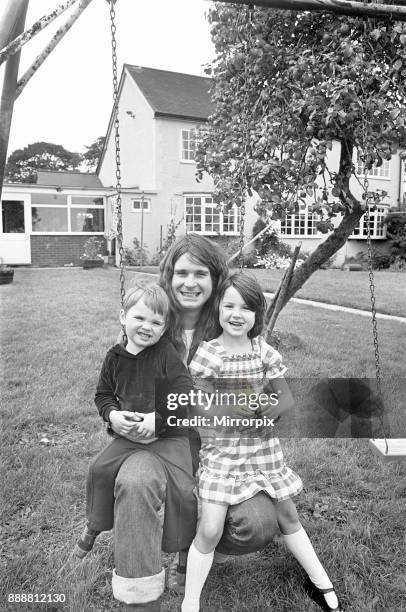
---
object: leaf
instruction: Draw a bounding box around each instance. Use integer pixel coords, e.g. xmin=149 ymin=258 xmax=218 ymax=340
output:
xmin=393 ymin=58 xmax=403 ymax=72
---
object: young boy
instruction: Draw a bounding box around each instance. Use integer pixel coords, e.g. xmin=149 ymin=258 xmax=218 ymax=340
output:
xmin=75 ymin=283 xmax=196 ymax=558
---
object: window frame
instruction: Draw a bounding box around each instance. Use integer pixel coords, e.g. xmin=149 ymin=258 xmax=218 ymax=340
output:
xmin=131 ymin=198 xmax=151 ymax=213
xmin=30 ymin=192 xmax=105 ymax=235
xmin=355 ymin=152 xmax=391 ymax=180
xmin=280 ymin=208 xmax=319 ymax=237
xmin=180 ymin=128 xmax=197 ymax=163
xmin=349 ymin=204 xmax=388 ymax=240
xmin=184 ymin=194 xmax=240 ymax=236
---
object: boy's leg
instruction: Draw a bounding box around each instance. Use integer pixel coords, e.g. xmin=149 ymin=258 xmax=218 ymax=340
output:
xmin=112 ymin=452 xmax=167 ymax=608
xmin=86 ymin=437 xmax=139 ymax=532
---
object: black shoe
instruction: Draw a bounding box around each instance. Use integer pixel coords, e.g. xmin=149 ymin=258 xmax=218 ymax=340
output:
xmin=303 ymin=577 xmax=344 ymax=612
xmin=74 ymin=526 xmax=100 ymax=558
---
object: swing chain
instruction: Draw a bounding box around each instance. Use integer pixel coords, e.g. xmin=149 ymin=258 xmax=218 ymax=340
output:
xmin=109 ymin=0 xmax=125 ymax=309
xmin=237 ymin=4 xmax=254 ymax=269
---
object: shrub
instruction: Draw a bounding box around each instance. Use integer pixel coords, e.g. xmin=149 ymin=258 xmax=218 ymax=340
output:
xmin=252 ymin=218 xmax=293 ymax=259
xmin=349 ymin=250 xmax=391 ymax=270
xmin=384 ymin=213 xmax=406 ymax=264
xmin=122 ymin=238 xmax=149 ymax=266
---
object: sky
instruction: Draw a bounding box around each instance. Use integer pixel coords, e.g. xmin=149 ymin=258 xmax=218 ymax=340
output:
xmin=1 ymin=0 xmax=215 ymax=155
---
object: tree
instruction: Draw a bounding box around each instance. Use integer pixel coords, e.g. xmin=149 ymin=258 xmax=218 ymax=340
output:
xmin=5 ymin=141 xmax=81 ymax=183
xmin=197 ymin=3 xmax=406 ymax=316
xmin=82 ymin=135 xmax=105 ymax=171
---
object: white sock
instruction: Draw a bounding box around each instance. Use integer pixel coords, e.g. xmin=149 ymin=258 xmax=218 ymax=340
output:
xmin=181 ymin=541 xmax=214 ymax=612
xmin=282 ymin=526 xmax=339 ymax=609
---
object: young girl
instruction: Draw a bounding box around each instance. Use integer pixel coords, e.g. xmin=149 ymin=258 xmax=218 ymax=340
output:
xmin=181 ymin=272 xmax=343 ymax=612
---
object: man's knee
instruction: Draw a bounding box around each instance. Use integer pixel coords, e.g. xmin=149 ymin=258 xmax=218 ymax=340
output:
xmin=115 ymin=452 xmax=166 ymax=499
xmin=216 ymin=492 xmax=280 ymax=555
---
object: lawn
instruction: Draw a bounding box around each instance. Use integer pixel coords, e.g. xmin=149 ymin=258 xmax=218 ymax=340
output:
xmin=1 ymin=268 xmax=406 ymax=612
xmin=239 ymin=268 xmax=406 ymax=319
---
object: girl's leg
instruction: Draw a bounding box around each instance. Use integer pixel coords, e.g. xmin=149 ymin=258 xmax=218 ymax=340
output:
xmin=274 ymin=499 xmax=339 ymax=610
xmin=181 ymin=502 xmax=228 ymax=612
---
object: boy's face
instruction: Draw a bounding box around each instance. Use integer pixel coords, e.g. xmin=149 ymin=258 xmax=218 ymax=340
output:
xmin=120 ymin=298 xmax=166 ymax=354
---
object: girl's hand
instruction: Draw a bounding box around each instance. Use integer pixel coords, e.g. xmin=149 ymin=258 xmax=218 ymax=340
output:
xmin=258 ymin=377 xmax=295 ymax=419
xmin=109 ymin=410 xmax=142 ymax=436
xmin=133 ymin=411 xmax=156 ymax=438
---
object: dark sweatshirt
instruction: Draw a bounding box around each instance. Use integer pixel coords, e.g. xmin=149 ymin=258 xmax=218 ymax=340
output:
xmin=94 ymin=338 xmax=193 ymax=437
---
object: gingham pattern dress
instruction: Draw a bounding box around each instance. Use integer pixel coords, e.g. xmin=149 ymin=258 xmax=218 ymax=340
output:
xmin=189 ymin=336 xmax=303 ymax=506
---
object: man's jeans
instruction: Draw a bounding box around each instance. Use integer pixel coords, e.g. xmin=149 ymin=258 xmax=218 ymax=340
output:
xmin=112 ymin=451 xmax=279 ymax=605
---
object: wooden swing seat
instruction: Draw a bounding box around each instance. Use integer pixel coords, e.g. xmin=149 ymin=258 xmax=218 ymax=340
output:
xmin=369 ymin=439 xmax=406 ymax=462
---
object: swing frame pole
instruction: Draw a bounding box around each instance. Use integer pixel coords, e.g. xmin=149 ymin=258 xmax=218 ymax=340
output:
xmin=219 ymin=0 xmax=406 ymax=21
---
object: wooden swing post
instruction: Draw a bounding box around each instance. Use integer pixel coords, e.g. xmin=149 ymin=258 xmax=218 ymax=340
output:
xmin=219 ymin=0 xmax=406 ymax=21
xmin=264 ymin=243 xmax=301 ymax=340
xmin=0 ymin=0 xmax=29 ymax=203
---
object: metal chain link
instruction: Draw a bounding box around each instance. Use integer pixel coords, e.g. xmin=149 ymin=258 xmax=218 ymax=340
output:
xmin=109 ymin=1 xmax=125 ymax=311
xmin=237 ymin=4 xmax=253 ymax=270
xmin=360 ymin=12 xmax=388 ymax=445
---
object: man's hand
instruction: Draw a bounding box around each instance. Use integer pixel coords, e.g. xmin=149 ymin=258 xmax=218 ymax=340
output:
xmin=109 ymin=410 xmax=142 ymax=437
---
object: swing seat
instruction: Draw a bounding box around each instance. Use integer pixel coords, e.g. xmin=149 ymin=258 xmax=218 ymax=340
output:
xmin=369 ymin=439 xmax=406 ymax=462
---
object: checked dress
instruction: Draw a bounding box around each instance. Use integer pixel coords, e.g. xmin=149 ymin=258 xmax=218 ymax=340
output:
xmin=189 ymin=336 xmax=303 ymax=506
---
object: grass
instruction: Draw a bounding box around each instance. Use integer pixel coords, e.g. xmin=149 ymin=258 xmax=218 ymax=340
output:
xmin=242 ymin=268 xmax=406 ymax=318
xmin=1 ymin=268 xmax=406 ymax=612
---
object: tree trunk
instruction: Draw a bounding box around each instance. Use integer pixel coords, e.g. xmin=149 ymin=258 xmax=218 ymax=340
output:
xmin=271 ymin=139 xmax=365 ymax=316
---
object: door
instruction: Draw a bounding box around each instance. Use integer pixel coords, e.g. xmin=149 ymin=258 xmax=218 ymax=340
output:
xmin=0 ymin=199 xmax=31 ymax=264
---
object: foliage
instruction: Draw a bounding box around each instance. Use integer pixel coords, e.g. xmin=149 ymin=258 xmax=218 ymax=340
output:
xmin=5 ymin=142 xmax=81 ymax=183
xmin=82 ymin=136 xmax=105 ymax=171
xmin=81 ymin=236 xmax=104 ymax=260
xmin=123 ymin=237 xmax=150 ymax=266
xmin=252 ymin=217 xmax=293 ymax=258
xmin=196 ymin=3 xmax=406 ymax=311
xmin=346 ymin=249 xmax=391 ymax=270
xmin=384 ymin=212 xmax=406 ymax=263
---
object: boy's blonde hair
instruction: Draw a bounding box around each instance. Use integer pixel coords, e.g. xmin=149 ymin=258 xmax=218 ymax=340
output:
xmin=122 ymin=283 xmax=169 ymax=323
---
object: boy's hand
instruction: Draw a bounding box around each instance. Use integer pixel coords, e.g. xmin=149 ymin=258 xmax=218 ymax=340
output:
xmin=133 ymin=411 xmax=156 ymax=438
xmin=109 ymin=410 xmax=142 ymax=436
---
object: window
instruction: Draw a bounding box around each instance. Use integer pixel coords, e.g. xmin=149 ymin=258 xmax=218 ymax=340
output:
xmin=30 ymin=193 xmax=105 ymax=233
xmin=356 ymin=152 xmax=390 ymax=178
xmin=181 ymin=128 xmax=197 ymax=162
xmin=185 ymin=195 xmax=240 ymax=235
xmin=1 ymin=200 xmax=24 ymax=233
xmin=280 ymin=210 xmax=318 ymax=236
xmin=131 ymin=199 xmax=150 ymax=212
xmin=350 ymin=205 xmax=387 ymax=239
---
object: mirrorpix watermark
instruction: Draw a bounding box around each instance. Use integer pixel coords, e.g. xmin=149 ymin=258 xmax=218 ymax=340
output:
xmin=165 ymin=388 xmax=279 ymax=429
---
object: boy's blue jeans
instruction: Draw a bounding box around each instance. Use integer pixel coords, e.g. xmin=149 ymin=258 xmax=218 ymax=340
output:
xmin=112 ymin=451 xmax=279 ymax=606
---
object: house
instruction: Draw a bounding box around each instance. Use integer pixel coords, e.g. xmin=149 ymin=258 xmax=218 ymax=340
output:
xmin=0 ymin=171 xmax=111 ymax=266
xmin=97 ymin=65 xmax=258 ymax=263
xmin=1 ymin=65 xmax=404 ymax=266
xmin=98 ymin=65 xmax=405 ymax=267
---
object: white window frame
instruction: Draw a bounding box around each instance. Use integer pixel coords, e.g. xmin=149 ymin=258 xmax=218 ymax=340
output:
xmin=356 ymin=151 xmax=390 ymax=179
xmin=131 ymin=198 xmax=151 ymax=213
xmin=30 ymin=193 xmax=105 ymax=235
xmin=280 ymin=209 xmax=318 ymax=237
xmin=181 ymin=128 xmax=197 ymax=163
xmin=184 ymin=195 xmax=240 ymax=235
xmin=349 ymin=204 xmax=388 ymax=240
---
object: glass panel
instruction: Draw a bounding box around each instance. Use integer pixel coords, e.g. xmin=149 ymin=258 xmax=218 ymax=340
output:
xmin=71 ymin=196 xmax=103 ymax=206
xmin=70 ymin=208 xmax=104 ymax=232
xmin=1 ymin=200 xmax=25 ymax=233
xmin=31 ymin=193 xmax=67 ymax=206
xmin=32 ymin=207 xmax=68 ymax=231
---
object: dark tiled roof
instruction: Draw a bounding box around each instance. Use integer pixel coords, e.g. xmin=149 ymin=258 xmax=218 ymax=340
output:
xmin=126 ymin=65 xmax=213 ymax=121
xmin=36 ymin=171 xmax=103 ymax=188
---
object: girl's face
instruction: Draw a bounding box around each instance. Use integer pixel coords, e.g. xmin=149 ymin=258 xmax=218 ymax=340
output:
xmin=219 ymin=286 xmax=255 ymax=339
xmin=172 ymin=253 xmax=213 ymax=313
